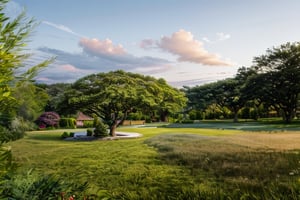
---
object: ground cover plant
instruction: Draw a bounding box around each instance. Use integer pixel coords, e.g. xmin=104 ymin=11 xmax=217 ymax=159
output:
xmin=5 ymin=124 xmax=300 ymax=199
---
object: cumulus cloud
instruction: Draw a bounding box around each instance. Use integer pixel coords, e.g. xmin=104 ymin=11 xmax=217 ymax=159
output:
xmin=43 ymin=21 xmax=84 ymax=38
xmin=156 ymin=29 xmax=232 ymax=66
xmin=79 ymin=38 xmax=127 ymax=56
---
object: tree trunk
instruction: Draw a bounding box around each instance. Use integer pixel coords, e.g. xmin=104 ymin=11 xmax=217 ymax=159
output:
xmin=232 ymin=107 xmax=240 ymax=123
xmin=283 ymin=110 xmax=294 ymax=124
xmin=160 ymin=111 xmax=168 ymax=122
xmin=233 ymin=111 xmax=239 ymax=123
xmin=109 ymin=121 xmax=118 ymax=137
xmin=109 ymin=111 xmax=128 ymax=137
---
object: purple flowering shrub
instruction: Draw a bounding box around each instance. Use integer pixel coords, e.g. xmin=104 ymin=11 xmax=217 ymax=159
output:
xmin=36 ymin=112 xmax=60 ymax=128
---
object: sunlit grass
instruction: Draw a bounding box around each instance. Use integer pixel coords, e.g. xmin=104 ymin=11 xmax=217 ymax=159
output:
xmin=8 ymin=126 xmax=300 ymax=199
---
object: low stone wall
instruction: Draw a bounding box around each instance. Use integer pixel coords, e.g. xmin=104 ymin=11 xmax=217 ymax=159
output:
xmin=122 ymin=120 xmax=145 ymax=126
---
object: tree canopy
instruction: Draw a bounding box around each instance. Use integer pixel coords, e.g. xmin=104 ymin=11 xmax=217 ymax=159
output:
xmin=249 ymin=42 xmax=300 ymax=123
xmin=68 ymin=70 xmax=187 ymax=136
xmin=184 ymin=42 xmax=300 ymax=123
xmin=184 ymin=76 xmax=247 ymax=122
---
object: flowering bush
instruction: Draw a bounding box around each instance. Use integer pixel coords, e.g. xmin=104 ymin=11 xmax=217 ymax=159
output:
xmin=36 ymin=112 xmax=60 ymax=128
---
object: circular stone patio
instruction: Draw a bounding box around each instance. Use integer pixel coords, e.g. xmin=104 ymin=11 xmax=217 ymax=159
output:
xmin=64 ymin=131 xmax=142 ymax=141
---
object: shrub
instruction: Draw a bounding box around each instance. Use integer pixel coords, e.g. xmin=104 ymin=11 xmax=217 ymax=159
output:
xmin=189 ymin=110 xmax=204 ymax=120
xmin=59 ymin=118 xmax=76 ymax=129
xmin=0 ymin=126 xmax=13 ymax=143
xmin=61 ymin=132 xmax=69 ymax=139
xmin=83 ymin=120 xmax=93 ymax=128
xmin=86 ymin=129 xmax=93 ymax=136
xmin=1 ymin=173 xmax=89 ymax=199
xmin=145 ymin=117 xmax=152 ymax=123
xmin=93 ymin=117 xmax=108 ymax=137
xmin=69 ymin=132 xmax=75 ymax=137
xmin=11 ymin=117 xmax=37 ymax=131
xmin=0 ymin=117 xmax=34 ymax=142
xmin=36 ymin=112 xmax=60 ymax=128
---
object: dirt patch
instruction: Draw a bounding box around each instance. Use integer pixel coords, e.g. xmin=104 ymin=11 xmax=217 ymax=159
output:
xmin=223 ymin=131 xmax=300 ymax=150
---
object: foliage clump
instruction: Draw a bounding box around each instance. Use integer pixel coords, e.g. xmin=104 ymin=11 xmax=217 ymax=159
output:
xmin=93 ymin=117 xmax=108 ymax=137
xmin=36 ymin=112 xmax=60 ymax=128
xmin=61 ymin=131 xmax=69 ymax=139
xmin=86 ymin=128 xmax=93 ymax=136
xmin=59 ymin=118 xmax=76 ymax=129
xmin=1 ymin=172 xmax=89 ymax=199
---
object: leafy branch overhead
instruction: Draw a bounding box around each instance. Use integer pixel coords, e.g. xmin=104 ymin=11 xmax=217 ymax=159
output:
xmin=0 ymin=0 xmax=53 ymax=113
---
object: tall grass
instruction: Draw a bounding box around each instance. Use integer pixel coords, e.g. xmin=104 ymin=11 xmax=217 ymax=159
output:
xmin=145 ymin=134 xmax=300 ymax=199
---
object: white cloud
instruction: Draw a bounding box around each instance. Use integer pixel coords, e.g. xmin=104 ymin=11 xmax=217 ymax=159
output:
xmin=202 ymin=37 xmax=211 ymax=43
xmin=43 ymin=21 xmax=84 ymax=38
xmin=79 ymin=38 xmax=127 ymax=56
xmin=202 ymin=32 xmax=231 ymax=43
xmin=216 ymin=32 xmax=231 ymax=41
xmin=157 ymin=29 xmax=232 ymax=66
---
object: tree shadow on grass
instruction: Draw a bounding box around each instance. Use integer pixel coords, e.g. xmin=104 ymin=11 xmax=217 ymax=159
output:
xmin=25 ymin=133 xmax=62 ymax=141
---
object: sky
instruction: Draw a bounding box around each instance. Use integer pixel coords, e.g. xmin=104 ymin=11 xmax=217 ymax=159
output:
xmin=6 ymin=0 xmax=300 ymax=87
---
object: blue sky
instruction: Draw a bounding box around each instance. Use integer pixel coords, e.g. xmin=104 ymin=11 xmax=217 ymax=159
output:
xmin=8 ymin=0 xmax=300 ymax=87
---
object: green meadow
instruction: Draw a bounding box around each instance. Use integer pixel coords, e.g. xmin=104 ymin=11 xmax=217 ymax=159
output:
xmin=8 ymin=124 xmax=300 ymax=199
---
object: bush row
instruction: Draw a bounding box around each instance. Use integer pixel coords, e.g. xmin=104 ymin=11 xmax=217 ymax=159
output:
xmin=59 ymin=118 xmax=76 ymax=129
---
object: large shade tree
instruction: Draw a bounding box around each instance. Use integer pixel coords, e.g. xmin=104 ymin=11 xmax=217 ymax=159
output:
xmin=248 ymin=42 xmax=300 ymax=123
xmin=38 ymin=83 xmax=72 ymax=115
xmin=68 ymin=70 xmax=187 ymax=136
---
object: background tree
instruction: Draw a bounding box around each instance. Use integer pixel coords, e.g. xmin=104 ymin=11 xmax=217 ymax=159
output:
xmin=248 ymin=42 xmax=300 ymax=123
xmin=38 ymin=83 xmax=72 ymax=114
xmin=184 ymin=76 xmax=247 ymax=122
xmin=183 ymin=82 xmax=218 ymax=112
xmin=68 ymin=70 xmax=186 ymax=136
xmin=145 ymin=78 xmax=187 ymax=122
xmin=13 ymin=82 xmax=49 ymax=122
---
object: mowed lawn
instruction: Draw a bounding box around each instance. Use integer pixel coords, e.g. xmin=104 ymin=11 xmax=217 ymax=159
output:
xmin=8 ymin=126 xmax=300 ymax=199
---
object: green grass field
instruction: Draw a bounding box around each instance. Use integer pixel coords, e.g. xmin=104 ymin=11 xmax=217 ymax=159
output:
xmin=7 ymin=124 xmax=300 ymax=199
